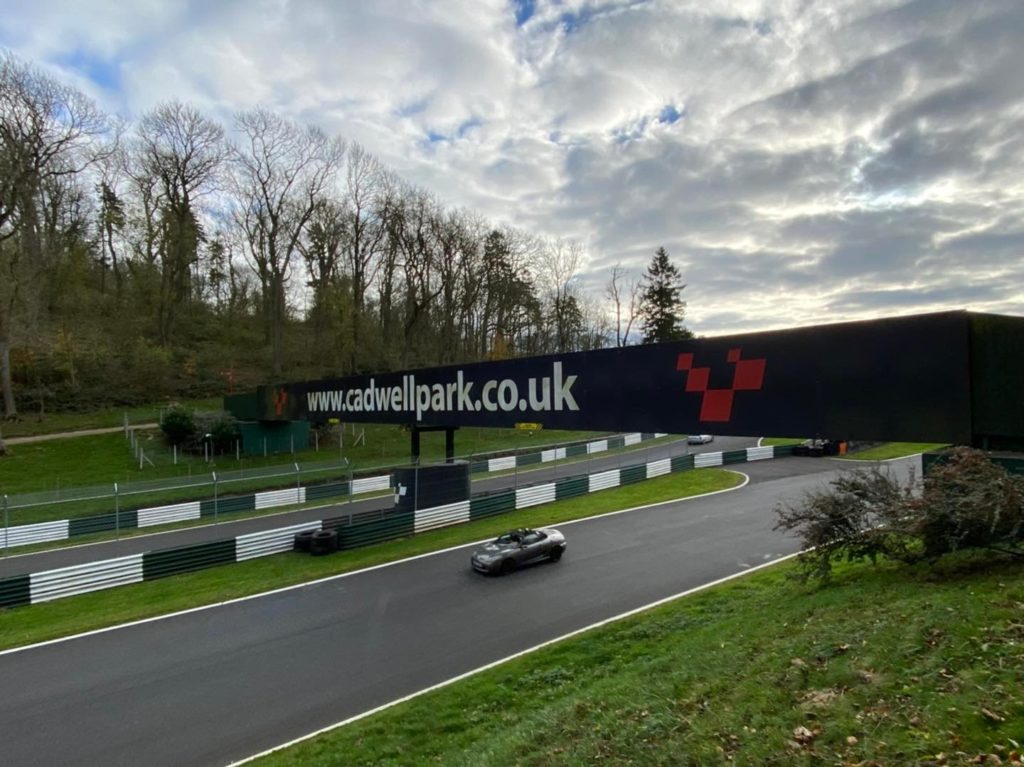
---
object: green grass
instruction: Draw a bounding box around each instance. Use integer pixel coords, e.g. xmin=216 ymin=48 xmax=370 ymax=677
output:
xmin=0 ymin=424 xmax=622 ymax=497
xmin=256 ymin=554 xmax=1024 ymax=767
xmin=761 ymin=437 xmax=805 ymax=446
xmin=0 ymin=396 xmax=223 ymax=438
xmin=0 ymin=468 xmax=740 ymax=651
xmin=844 ymin=442 xmax=950 ymax=460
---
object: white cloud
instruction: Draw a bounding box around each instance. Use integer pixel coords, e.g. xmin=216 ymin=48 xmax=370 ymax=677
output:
xmin=2 ymin=0 xmax=1023 ymax=335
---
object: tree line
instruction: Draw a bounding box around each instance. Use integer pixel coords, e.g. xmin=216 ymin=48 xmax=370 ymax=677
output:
xmin=0 ymin=50 xmax=691 ymax=433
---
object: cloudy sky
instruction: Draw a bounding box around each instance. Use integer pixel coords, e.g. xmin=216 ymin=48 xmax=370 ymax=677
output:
xmin=2 ymin=0 xmax=1022 ymax=336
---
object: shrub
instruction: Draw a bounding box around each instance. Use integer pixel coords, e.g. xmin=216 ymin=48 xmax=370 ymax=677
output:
xmin=190 ymin=410 xmax=241 ymax=453
xmin=916 ymin=446 xmax=1024 ymax=559
xmin=774 ymin=447 xmax=1024 ymax=581
xmin=774 ymin=466 xmax=917 ymax=582
xmin=160 ymin=404 xmax=195 ymax=446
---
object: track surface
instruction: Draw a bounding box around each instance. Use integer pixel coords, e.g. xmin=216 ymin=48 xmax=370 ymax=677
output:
xmin=0 ymin=453 xmax=916 ymax=766
xmin=0 ymin=436 xmax=748 ymax=577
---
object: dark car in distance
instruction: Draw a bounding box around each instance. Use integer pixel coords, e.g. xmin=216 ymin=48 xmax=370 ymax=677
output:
xmin=470 ymin=528 xmax=566 ymax=575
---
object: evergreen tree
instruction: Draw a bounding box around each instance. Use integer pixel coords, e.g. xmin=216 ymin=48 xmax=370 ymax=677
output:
xmin=638 ymin=247 xmax=692 ymax=343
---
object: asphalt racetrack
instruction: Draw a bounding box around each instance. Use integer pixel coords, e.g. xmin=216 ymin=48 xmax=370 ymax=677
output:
xmin=0 ymin=453 xmax=917 ymax=766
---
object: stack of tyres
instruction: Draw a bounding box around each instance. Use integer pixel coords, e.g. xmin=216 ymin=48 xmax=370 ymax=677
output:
xmin=293 ymin=529 xmax=317 ymax=552
xmin=310 ymin=529 xmax=339 ymax=555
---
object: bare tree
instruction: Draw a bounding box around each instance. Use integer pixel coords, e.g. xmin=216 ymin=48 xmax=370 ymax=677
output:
xmin=231 ymin=108 xmax=345 ymax=375
xmin=605 ymin=263 xmax=640 ymax=347
xmin=536 ymin=237 xmax=585 ymax=352
xmin=342 ymin=142 xmax=392 ymax=370
xmin=133 ymin=101 xmax=226 ymax=343
xmin=0 ymin=52 xmax=113 ymax=420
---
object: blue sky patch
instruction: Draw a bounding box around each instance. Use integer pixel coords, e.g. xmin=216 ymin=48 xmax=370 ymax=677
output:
xmin=513 ymin=0 xmax=536 ymax=26
xmin=54 ymin=49 xmax=121 ymax=91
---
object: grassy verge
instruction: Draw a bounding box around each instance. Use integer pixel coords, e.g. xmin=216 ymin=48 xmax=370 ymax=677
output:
xmin=256 ymin=554 xmax=1024 ymax=767
xmin=0 ymin=397 xmax=223 ymax=438
xmin=0 ymin=468 xmax=740 ymax=651
xmin=0 ymin=425 xmax=619 ymax=496
xmin=761 ymin=437 xmax=805 ymax=446
xmin=844 ymin=442 xmax=950 ymax=460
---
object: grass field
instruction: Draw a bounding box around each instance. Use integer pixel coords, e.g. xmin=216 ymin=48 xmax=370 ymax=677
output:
xmin=255 ymin=553 xmax=1024 ymax=766
xmin=842 ymin=442 xmax=950 ymax=461
xmin=0 ymin=468 xmax=740 ymax=651
xmin=0 ymin=396 xmax=223 ymax=438
xmin=0 ymin=422 xmax=620 ymax=497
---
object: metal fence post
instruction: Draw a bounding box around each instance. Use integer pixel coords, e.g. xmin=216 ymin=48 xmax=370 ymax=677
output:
xmin=295 ymin=462 xmax=301 ymax=505
xmin=514 ymin=446 xmax=519 ymax=492
xmin=413 ymin=458 xmax=419 ymax=512
xmin=114 ymin=482 xmax=120 ymax=540
xmin=3 ymin=494 xmax=8 ymax=556
xmin=346 ymin=459 xmax=353 ymax=505
xmin=212 ymin=471 xmax=219 ymax=524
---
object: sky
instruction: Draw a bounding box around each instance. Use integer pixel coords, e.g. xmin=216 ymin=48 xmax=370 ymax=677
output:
xmin=2 ymin=0 xmax=1023 ymax=337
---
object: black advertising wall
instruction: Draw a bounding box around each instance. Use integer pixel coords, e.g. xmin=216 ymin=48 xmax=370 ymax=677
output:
xmin=253 ymin=311 xmax=985 ymax=444
xmin=969 ymin=313 xmax=1024 ymax=448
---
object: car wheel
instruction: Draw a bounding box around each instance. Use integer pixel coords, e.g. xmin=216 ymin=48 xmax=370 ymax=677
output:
xmin=549 ymin=547 xmax=563 ymax=562
xmin=500 ymin=558 xmax=516 ymax=576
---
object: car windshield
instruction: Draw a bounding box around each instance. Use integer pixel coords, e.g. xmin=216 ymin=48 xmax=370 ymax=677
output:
xmin=495 ymin=532 xmax=524 ymax=544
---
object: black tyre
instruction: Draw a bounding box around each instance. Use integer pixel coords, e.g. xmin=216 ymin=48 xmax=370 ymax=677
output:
xmin=500 ymin=558 xmax=516 ymax=576
xmin=293 ymin=529 xmax=317 ymax=552
xmin=549 ymin=546 xmax=563 ymax=562
xmin=310 ymin=529 xmax=339 ymax=555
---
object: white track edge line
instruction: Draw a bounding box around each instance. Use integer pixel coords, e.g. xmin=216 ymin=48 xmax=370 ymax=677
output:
xmin=0 ymin=471 xmax=749 ymax=657
xmin=227 ymin=547 xmax=799 ymax=766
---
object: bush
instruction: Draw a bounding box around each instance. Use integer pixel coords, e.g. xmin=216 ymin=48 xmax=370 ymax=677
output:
xmin=917 ymin=446 xmax=1024 ymax=559
xmin=774 ymin=466 xmax=918 ymax=582
xmin=160 ymin=404 xmax=195 ymax=446
xmin=190 ymin=410 xmax=240 ymax=453
xmin=775 ymin=447 xmax=1024 ymax=581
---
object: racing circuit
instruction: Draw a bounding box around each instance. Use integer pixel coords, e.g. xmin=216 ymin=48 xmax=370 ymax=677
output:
xmin=0 ymin=444 xmax=900 ymax=766
xmin=2 ymin=310 xmax=1022 ymax=765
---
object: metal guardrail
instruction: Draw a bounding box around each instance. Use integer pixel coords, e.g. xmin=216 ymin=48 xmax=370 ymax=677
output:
xmin=2 ymin=432 xmax=668 ymax=552
xmin=0 ymin=445 xmax=795 ymax=609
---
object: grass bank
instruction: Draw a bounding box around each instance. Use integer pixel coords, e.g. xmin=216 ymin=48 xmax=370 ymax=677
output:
xmin=0 ymin=468 xmax=740 ymax=651
xmin=0 ymin=424 xmax=627 ymax=497
xmin=843 ymin=442 xmax=950 ymax=461
xmin=256 ymin=554 xmax=1024 ymax=766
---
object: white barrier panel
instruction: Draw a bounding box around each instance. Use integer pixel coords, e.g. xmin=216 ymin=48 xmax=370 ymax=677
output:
xmin=646 ymin=458 xmax=671 ymax=479
xmin=488 ymin=455 xmax=517 ymax=472
xmin=351 ymin=475 xmax=391 ymax=495
xmin=0 ymin=520 xmax=69 ymax=548
xmin=137 ymin=501 xmax=201 ymax=528
xmin=589 ymin=469 xmax=621 ymax=493
xmin=237 ymin=521 xmax=320 ymax=561
xmin=587 ymin=439 xmax=608 ymax=454
xmin=31 ymin=554 xmax=144 ymax=603
xmin=695 ymin=452 xmax=724 ymax=468
xmin=746 ymin=446 xmax=774 ymax=462
xmin=654 ymin=433 xmax=668 ymax=438
xmin=540 ymin=447 xmax=567 ymax=463
xmin=414 ymin=500 xmax=471 ymax=533
xmin=516 ymin=483 xmax=556 ymax=509
xmin=624 ymin=433 xmax=642 ymax=447
xmin=255 ymin=487 xmax=306 ymax=511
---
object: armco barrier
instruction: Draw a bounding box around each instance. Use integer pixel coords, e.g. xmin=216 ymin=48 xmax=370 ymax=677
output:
xmin=0 ymin=432 xmax=669 ymax=551
xmin=0 ymin=443 xmax=792 ymax=609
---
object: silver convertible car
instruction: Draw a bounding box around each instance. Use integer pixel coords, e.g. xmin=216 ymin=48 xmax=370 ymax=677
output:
xmin=470 ymin=527 xmax=566 ymax=575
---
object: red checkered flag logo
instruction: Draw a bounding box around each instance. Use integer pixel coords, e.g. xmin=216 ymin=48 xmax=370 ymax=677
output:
xmin=676 ymin=348 xmax=766 ymax=422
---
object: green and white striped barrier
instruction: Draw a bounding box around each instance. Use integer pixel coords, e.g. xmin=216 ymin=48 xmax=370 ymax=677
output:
xmin=0 ymin=444 xmax=794 ymax=609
